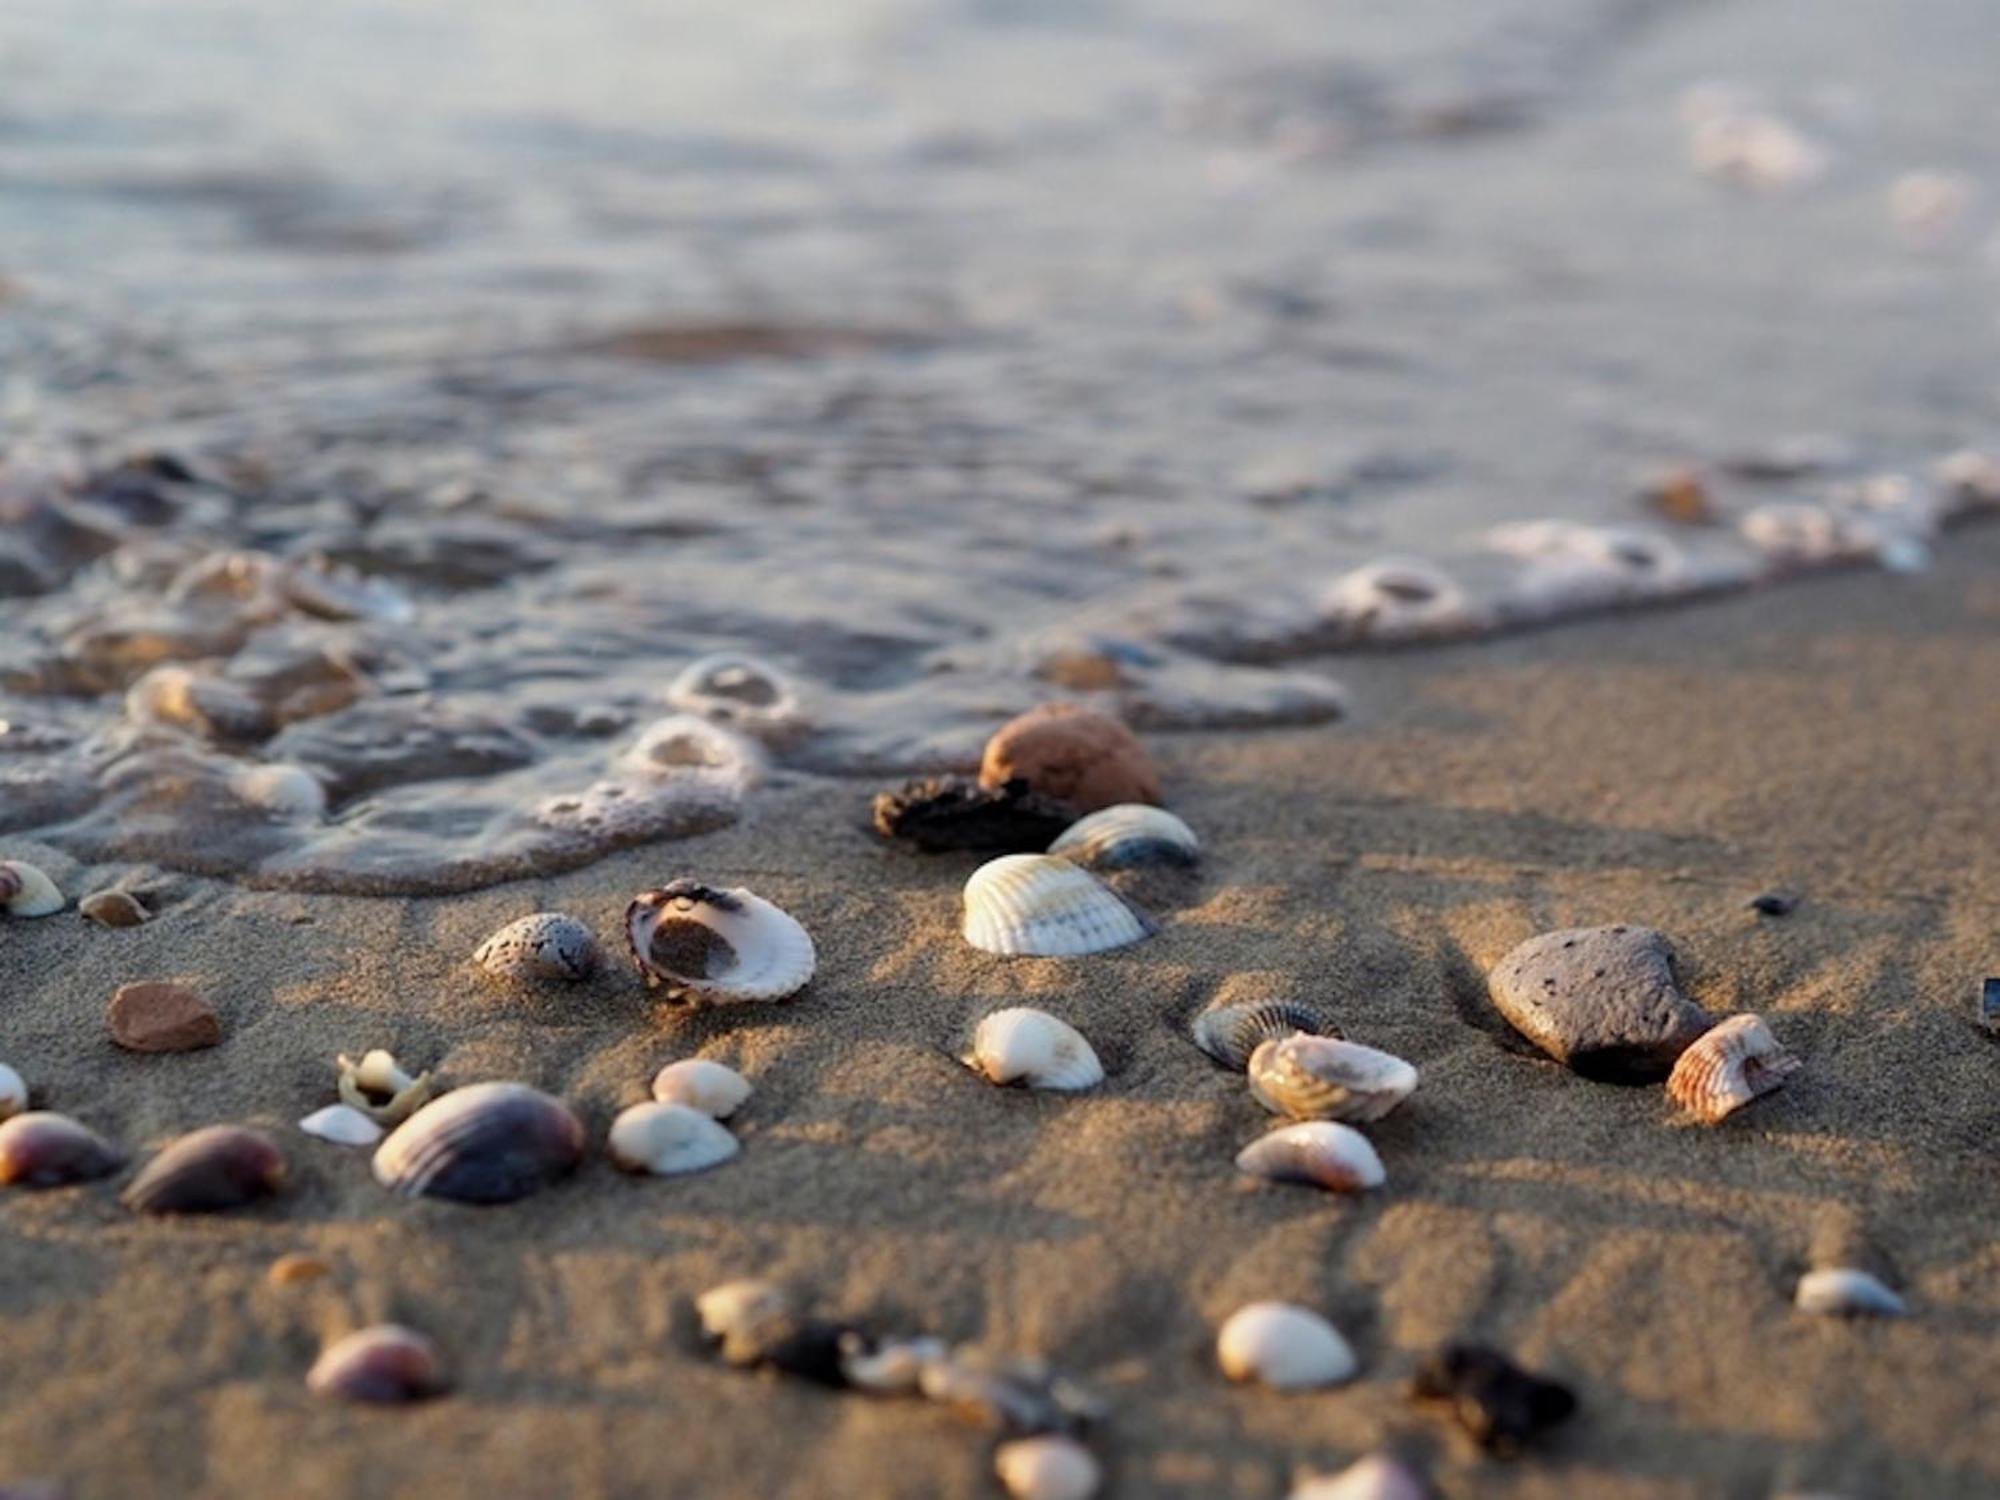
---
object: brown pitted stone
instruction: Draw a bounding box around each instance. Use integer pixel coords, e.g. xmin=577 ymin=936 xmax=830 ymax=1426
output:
xmin=1486 ymin=925 xmax=1711 ymax=1082
xmin=977 ymin=703 xmax=1162 ymax=815
xmin=108 ymin=982 xmax=222 ymax=1054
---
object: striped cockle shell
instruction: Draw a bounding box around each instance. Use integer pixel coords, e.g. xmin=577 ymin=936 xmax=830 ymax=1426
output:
xmin=0 ymin=860 xmax=64 ymax=918
xmin=336 ymin=1049 xmax=435 ymax=1127
xmin=1288 ymin=1455 xmax=1431 ymax=1500
xmin=299 ymin=1104 xmax=385 ymax=1148
xmin=1248 ymin=1036 xmax=1417 ymax=1123
xmin=995 ymin=1434 xmax=1102 ymax=1500
xmin=964 ymin=1008 xmax=1104 ymax=1091
xmin=650 ymin=1058 xmax=752 ymax=1119
xmin=0 ymin=1112 xmax=123 ymax=1187
xmin=122 ymin=1125 xmax=287 ymax=1214
xmin=666 ymin=653 xmax=806 ymax=740
xmin=1190 ymin=1001 xmax=1341 ymax=1071
xmin=307 ymin=1324 xmax=447 ymax=1404
xmin=1236 ymin=1122 xmax=1384 ymax=1193
xmin=625 ymin=881 xmax=815 ymax=1003
xmin=1217 ymin=1302 xmax=1358 ymax=1390
xmin=373 ymin=1082 xmax=585 ymax=1204
xmin=1048 ymin=804 xmax=1199 ymax=871
xmin=1666 ymin=1013 xmax=1800 ymax=1124
xmin=0 ymin=1063 xmax=25 ymax=1122
xmin=1795 ymin=1268 xmax=1906 ymax=1317
xmin=961 ymin=855 xmax=1154 ymax=957
xmin=607 ymin=1101 xmax=739 ymax=1176
xmin=473 ymin=911 xmax=601 ymax=983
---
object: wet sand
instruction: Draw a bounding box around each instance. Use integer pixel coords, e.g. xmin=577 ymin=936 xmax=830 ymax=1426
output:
xmin=3 ymin=530 xmax=1997 ymax=1499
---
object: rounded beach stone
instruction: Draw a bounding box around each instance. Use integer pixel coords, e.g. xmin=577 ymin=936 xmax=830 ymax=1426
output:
xmin=978 ymin=703 xmax=1161 ymax=814
xmin=1486 ymin=925 xmax=1711 ymax=1081
xmin=107 ymin=982 xmax=222 ymax=1054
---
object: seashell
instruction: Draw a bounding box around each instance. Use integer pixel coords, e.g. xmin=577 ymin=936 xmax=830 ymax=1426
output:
xmin=665 ymin=653 xmax=805 ymax=740
xmin=0 ymin=1112 xmax=123 ymax=1187
xmin=839 ymin=1332 xmax=950 ymax=1395
xmin=650 ymin=1058 xmax=752 ymax=1119
xmin=1665 ymin=1013 xmax=1801 ymax=1124
xmin=1288 ymin=1455 xmax=1431 ymax=1500
xmin=1795 ymin=1268 xmax=1907 ymax=1317
xmin=1235 ymin=1122 xmax=1384 ymax=1193
xmin=269 ymin=1253 xmax=333 ymax=1287
xmin=979 ymin=702 xmax=1162 ymax=814
xmin=697 ymin=1279 xmax=796 ymax=1366
xmin=0 ymin=1063 xmax=26 ymax=1122
xmin=873 ymin=775 xmax=1077 ymax=854
xmin=299 ymin=1104 xmax=385 ymax=1148
xmin=373 ymin=1082 xmax=585 ymax=1204
xmin=964 ymin=1008 xmax=1104 ymax=1091
xmin=624 ymin=880 xmax=815 ymax=1003
xmin=473 ymin=911 xmax=600 ymax=983
xmin=995 ymin=1435 xmax=1102 ymax=1500
xmin=918 ymin=1348 xmax=1105 ymax=1436
xmin=228 ymin=763 xmax=327 ymax=820
xmin=1982 ymin=976 xmax=2000 ymax=1032
xmin=1216 ymin=1302 xmax=1358 ymax=1390
xmin=79 ymin=889 xmax=152 ymax=928
xmin=1319 ymin=559 xmax=1477 ymax=643
xmin=1048 ymin=804 xmax=1199 ymax=871
xmin=607 ymin=1101 xmax=739 ymax=1176
xmin=336 ymin=1049 xmax=436 ymax=1127
xmin=961 ymin=855 xmax=1154 ymax=958
xmin=0 ymin=860 xmax=65 ymax=918
xmin=1191 ymin=1000 xmax=1342 ymax=1071
xmin=306 ymin=1324 xmax=446 ymax=1404
xmin=1408 ymin=1342 xmax=1576 ymax=1454
xmin=122 ymin=1125 xmax=286 ymax=1214
xmin=1248 ymin=1036 xmax=1417 ymax=1123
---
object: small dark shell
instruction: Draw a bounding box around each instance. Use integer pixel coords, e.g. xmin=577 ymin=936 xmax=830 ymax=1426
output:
xmin=756 ymin=1317 xmax=860 ymax=1388
xmin=0 ymin=1112 xmax=124 ymax=1187
xmin=122 ymin=1126 xmax=286 ymax=1214
xmin=372 ymin=1082 xmax=585 ymax=1205
xmin=307 ymin=1324 xmax=447 ymax=1404
xmin=1408 ymin=1343 xmax=1576 ymax=1455
xmin=1190 ymin=1001 xmax=1341 ymax=1071
xmin=1749 ymin=890 xmax=1799 ymax=917
xmin=872 ymin=776 xmax=1076 ymax=853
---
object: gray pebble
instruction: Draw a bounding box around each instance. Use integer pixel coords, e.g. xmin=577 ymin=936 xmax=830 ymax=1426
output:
xmin=1487 ymin=925 xmax=1712 ymax=1081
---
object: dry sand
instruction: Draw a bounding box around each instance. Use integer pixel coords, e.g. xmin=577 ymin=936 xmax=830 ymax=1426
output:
xmin=4 ymin=534 xmax=1999 ymax=1499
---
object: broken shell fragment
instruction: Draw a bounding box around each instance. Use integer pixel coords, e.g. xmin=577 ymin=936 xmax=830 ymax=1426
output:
xmin=473 ymin=911 xmax=601 ymax=983
xmin=665 ymin=653 xmax=805 ymax=740
xmin=1216 ymin=1302 xmax=1358 ymax=1390
xmin=122 ymin=1125 xmax=286 ymax=1214
xmin=0 ymin=1063 xmax=25 ymax=1122
xmin=607 ymin=1101 xmax=739 ymax=1176
xmin=995 ymin=1435 xmax=1102 ymax=1500
xmin=1288 ymin=1454 xmax=1431 ymax=1500
xmin=1408 ymin=1343 xmax=1576 ymax=1454
xmin=1666 ymin=1013 xmax=1801 ymax=1124
xmin=299 ymin=1104 xmax=385 ymax=1148
xmin=1235 ymin=1122 xmax=1384 ymax=1193
xmin=79 ymin=890 xmax=152 ymax=929
xmin=0 ymin=1112 xmax=124 ymax=1187
xmin=650 ymin=1058 xmax=752 ymax=1119
xmin=0 ymin=860 xmax=65 ymax=918
xmin=873 ymin=775 xmax=1077 ymax=855
xmin=1795 ymin=1268 xmax=1907 ymax=1317
xmin=372 ymin=1082 xmax=585 ymax=1204
xmin=1048 ymin=804 xmax=1199 ymax=871
xmin=1191 ymin=1001 xmax=1342 ymax=1071
xmin=625 ymin=881 xmax=815 ymax=1003
xmin=336 ymin=1049 xmax=436 ymax=1127
xmin=961 ymin=855 xmax=1154 ymax=957
xmin=1248 ymin=1036 xmax=1417 ymax=1123
xmin=964 ymin=1008 xmax=1104 ymax=1091
xmin=697 ymin=1279 xmax=797 ymax=1366
xmin=307 ymin=1324 xmax=447 ymax=1404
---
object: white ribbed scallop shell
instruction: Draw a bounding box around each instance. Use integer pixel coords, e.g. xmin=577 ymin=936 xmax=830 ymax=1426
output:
xmin=1216 ymin=1302 xmax=1357 ymax=1390
xmin=1666 ymin=1013 xmax=1800 ymax=1123
xmin=1048 ymin=804 xmax=1199 ymax=871
xmin=1235 ymin=1121 xmax=1384 ymax=1193
xmin=964 ymin=1007 xmax=1104 ymax=1091
xmin=1248 ymin=1036 xmax=1417 ymax=1123
xmin=626 ymin=882 xmax=815 ymax=1003
xmin=961 ymin=855 xmax=1154 ymax=957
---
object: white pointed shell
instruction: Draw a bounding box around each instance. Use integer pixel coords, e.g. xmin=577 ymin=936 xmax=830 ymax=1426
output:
xmin=1248 ymin=1036 xmax=1417 ymax=1123
xmin=473 ymin=912 xmax=600 ymax=982
xmin=1217 ymin=1302 xmax=1358 ymax=1390
xmin=1049 ymin=804 xmax=1199 ymax=871
xmin=0 ymin=1064 xmax=25 ymax=1122
xmin=1666 ymin=1013 xmax=1801 ymax=1124
xmin=1796 ymin=1268 xmax=1907 ymax=1317
xmin=230 ymin=763 xmax=327 ymax=820
xmin=1288 ymin=1455 xmax=1431 ymax=1500
xmin=0 ymin=860 xmax=64 ymax=918
xmin=650 ymin=1059 xmax=752 ymax=1119
xmin=962 ymin=855 xmax=1154 ymax=957
xmin=299 ymin=1104 xmax=385 ymax=1148
xmin=1235 ymin=1122 xmax=1384 ymax=1193
xmin=607 ymin=1101 xmax=739 ymax=1176
xmin=995 ymin=1435 xmax=1103 ymax=1500
xmin=625 ymin=882 xmax=815 ymax=1002
xmin=336 ymin=1049 xmax=435 ymax=1126
xmin=666 ymin=653 xmax=806 ymax=740
xmin=965 ymin=1008 xmax=1104 ymax=1091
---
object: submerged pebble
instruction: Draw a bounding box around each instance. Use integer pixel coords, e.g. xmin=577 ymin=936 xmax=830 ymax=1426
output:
xmin=665 ymin=652 xmax=805 ymax=741
xmin=0 ymin=1112 xmax=123 ymax=1187
xmin=1487 ymin=925 xmax=1712 ymax=1081
xmin=1216 ymin=1302 xmax=1357 ymax=1390
xmin=122 ymin=1125 xmax=286 ymax=1214
xmin=1408 ymin=1343 xmax=1577 ymax=1454
xmin=107 ymin=981 xmax=222 ymax=1053
xmin=307 ymin=1324 xmax=447 ymax=1404
xmin=473 ymin=911 xmax=600 ymax=983
xmin=961 ymin=854 xmax=1154 ymax=958
xmin=979 ymin=703 xmax=1162 ymax=814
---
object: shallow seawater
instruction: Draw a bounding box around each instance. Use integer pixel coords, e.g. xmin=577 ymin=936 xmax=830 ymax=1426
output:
xmin=1 ymin=0 xmax=1995 ymax=892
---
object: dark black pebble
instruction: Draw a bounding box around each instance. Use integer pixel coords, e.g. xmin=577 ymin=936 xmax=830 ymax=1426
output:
xmin=1409 ymin=1342 xmax=1577 ymax=1455
xmin=871 ymin=775 xmax=1076 ymax=853
xmin=1749 ymin=891 xmax=1799 ymax=917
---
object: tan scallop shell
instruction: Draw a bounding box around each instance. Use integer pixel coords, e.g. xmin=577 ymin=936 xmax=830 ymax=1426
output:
xmin=1665 ymin=1013 xmax=1800 ymax=1123
xmin=625 ymin=881 xmax=816 ymax=1003
xmin=1248 ymin=1036 xmax=1417 ymax=1122
xmin=995 ymin=1435 xmax=1102 ymax=1500
xmin=1217 ymin=1302 xmax=1358 ymax=1390
xmin=964 ymin=1008 xmax=1104 ymax=1091
xmin=961 ymin=855 xmax=1154 ymax=957
xmin=1235 ymin=1122 xmax=1385 ymax=1193
xmin=1048 ymin=804 xmax=1199 ymax=871
xmin=0 ymin=860 xmax=64 ymax=918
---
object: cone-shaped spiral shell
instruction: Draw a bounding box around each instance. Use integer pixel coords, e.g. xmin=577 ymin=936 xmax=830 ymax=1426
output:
xmin=1190 ymin=1001 xmax=1341 ymax=1071
xmin=961 ymin=855 xmax=1154 ymax=957
xmin=0 ymin=1112 xmax=123 ymax=1187
xmin=607 ymin=1102 xmax=740 ymax=1176
xmin=307 ymin=1325 xmax=447 ymax=1403
xmin=1248 ymin=1036 xmax=1417 ymax=1122
xmin=1795 ymin=1268 xmax=1907 ymax=1317
xmin=0 ymin=1064 xmax=25 ymax=1122
xmin=1288 ymin=1455 xmax=1431 ymax=1500
xmin=372 ymin=1082 xmax=585 ymax=1204
xmin=995 ymin=1435 xmax=1103 ymax=1500
xmin=650 ymin=1059 xmax=752 ymax=1119
xmin=965 ymin=1008 xmax=1104 ymax=1091
xmin=0 ymin=860 xmax=64 ymax=918
xmin=1665 ymin=1013 xmax=1801 ymax=1123
xmin=1235 ymin=1122 xmax=1384 ymax=1193
xmin=1048 ymin=804 xmax=1199 ymax=871
xmin=473 ymin=912 xmax=600 ymax=982
xmin=122 ymin=1125 xmax=286 ymax=1214
xmin=625 ymin=881 xmax=815 ymax=1003
xmin=1217 ymin=1302 xmax=1358 ymax=1389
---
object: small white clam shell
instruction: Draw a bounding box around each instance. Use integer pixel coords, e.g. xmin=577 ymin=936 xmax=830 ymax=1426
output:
xmin=229 ymin=763 xmax=327 ymax=820
xmin=0 ymin=860 xmax=65 ymax=918
xmin=965 ymin=1008 xmax=1104 ymax=1091
xmin=697 ymin=1279 xmax=794 ymax=1361
xmin=299 ymin=1104 xmax=385 ymax=1148
xmin=608 ymin=1102 xmax=739 ymax=1176
xmin=961 ymin=854 xmax=1154 ymax=957
xmin=1235 ymin=1122 xmax=1384 ymax=1193
xmin=995 ymin=1435 xmax=1102 ymax=1500
xmin=1666 ymin=1013 xmax=1801 ymax=1124
xmin=1248 ymin=1036 xmax=1417 ymax=1123
xmin=1288 ymin=1454 xmax=1431 ymax=1500
xmin=336 ymin=1049 xmax=435 ymax=1127
xmin=1795 ymin=1268 xmax=1907 ymax=1317
xmin=650 ymin=1059 xmax=752 ymax=1119
xmin=0 ymin=1064 xmax=25 ymax=1123
xmin=625 ymin=881 xmax=815 ymax=1003
xmin=665 ymin=653 xmax=806 ymax=740
xmin=1048 ymin=804 xmax=1199 ymax=871
xmin=1217 ymin=1302 xmax=1358 ymax=1390
xmin=473 ymin=912 xmax=600 ymax=983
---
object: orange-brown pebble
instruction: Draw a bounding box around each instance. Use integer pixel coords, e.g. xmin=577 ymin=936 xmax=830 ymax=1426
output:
xmin=978 ymin=703 xmax=1161 ymax=814
xmin=269 ymin=1253 xmax=334 ymax=1287
xmin=107 ymin=982 xmax=221 ymax=1053
xmin=1641 ymin=465 xmax=1716 ymax=526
